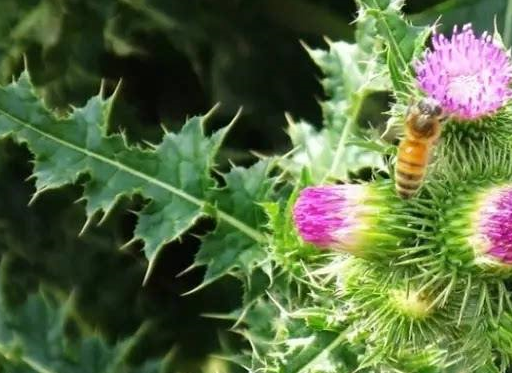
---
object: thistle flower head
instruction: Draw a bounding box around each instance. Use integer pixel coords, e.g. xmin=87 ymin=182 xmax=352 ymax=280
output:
xmin=415 ymin=24 xmax=512 ymax=120
xmin=292 ymin=185 xmax=369 ymax=252
xmin=472 ymin=185 xmax=512 ymax=266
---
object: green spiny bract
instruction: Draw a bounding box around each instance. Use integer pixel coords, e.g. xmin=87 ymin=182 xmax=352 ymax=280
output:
xmin=437 ymin=109 xmax=512 ymax=167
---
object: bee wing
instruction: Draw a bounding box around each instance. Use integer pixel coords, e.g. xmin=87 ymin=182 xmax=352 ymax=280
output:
xmin=427 ymin=136 xmax=443 ymax=168
xmin=381 ymin=116 xmax=404 ymax=143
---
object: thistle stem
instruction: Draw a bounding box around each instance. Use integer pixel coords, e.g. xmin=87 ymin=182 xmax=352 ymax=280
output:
xmin=504 ymin=0 xmax=512 ymax=47
xmin=323 ymin=95 xmax=363 ymax=182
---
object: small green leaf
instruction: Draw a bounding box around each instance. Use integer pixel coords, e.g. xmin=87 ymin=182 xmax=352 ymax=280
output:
xmin=194 ymin=160 xmax=276 ymax=288
xmin=358 ymin=0 xmax=429 ymax=95
xmin=282 ymin=119 xmax=386 ymax=183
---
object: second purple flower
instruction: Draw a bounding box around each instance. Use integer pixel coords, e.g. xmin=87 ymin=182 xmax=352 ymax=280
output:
xmin=415 ymin=24 xmax=512 ymax=120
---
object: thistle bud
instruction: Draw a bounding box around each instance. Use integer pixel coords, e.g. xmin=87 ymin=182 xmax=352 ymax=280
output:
xmin=439 ymin=184 xmax=512 ymax=274
xmin=471 ymin=185 xmax=512 ymax=268
xmin=292 ymin=184 xmax=403 ymax=259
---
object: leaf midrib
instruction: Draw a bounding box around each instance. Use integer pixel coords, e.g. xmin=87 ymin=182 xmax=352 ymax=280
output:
xmin=369 ymin=0 xmax=411 ymax=78
xmin=296 ymin=333 xmax=346 ymax=373
xmin=0 ymin=107 xmax=266 ymax=243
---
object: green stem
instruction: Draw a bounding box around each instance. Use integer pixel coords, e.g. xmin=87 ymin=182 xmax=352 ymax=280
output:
xmin=504 ymin=0 xmax=512 ymax=47
xmin=323 ymin=95 xmax=363 ymax=182
xmin=368 ymin=0 xmax=410 ymax=76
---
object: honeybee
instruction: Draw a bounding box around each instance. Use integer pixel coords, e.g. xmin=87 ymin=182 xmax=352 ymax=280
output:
xmin=395 ymin=98 xmax=443 ymax=199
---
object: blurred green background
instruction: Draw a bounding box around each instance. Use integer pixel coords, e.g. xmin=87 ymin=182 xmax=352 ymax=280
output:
xmin=0 ymin=0 xmax=509 ymax=372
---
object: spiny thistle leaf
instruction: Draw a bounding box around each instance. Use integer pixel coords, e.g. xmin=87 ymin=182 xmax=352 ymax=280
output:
xmin=0 ymin=290 xmax=169 ymax=373
xmin=192 ymin=160 xmax=276 ymax=289
xmin=283 ymin=118 xmax=386 ymax=183
xmin=237 ymin=297 xmax=360 ymax=373
xmin=357 ymin=0 xmax=430 ymax=95
xmin=304 ymin=38 xmax=387 ymax=131
xmin=0 ymin=71 xmax=265 ymax=282
xmin=282 ymin=21 xmax=390 ymax=183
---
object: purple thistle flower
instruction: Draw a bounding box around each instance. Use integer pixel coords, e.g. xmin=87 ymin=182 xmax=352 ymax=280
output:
xmin=472 ymin=186 xmax=512 ymax=265
xmin=415 ymin=24 xmax=512 ymax=120
xmin=292 ymin=185 xmax=369 ymax=252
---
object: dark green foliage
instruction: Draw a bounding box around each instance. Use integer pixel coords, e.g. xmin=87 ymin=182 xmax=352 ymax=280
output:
xmin=0 ymin=290 xmax=170 ymax=373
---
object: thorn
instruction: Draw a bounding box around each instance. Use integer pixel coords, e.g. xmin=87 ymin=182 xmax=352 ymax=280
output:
xmin=142 ymin=259 xmax=156 ymax=286
xmin=284 ymin=112 xmax=295 ymax=128
xmin=22 ymin=54 xmax=29 ymax=73
xmin=28 ymin=187 xmax=49 ymax=206
xmin=74 ymin=196 xmax=87 ymax=204
xmin=231 ymin=301 xmax=254 ymax=329
xmin=249 ymin=150 xmax=268 ymax=160
xmin=228 ymin=106 xmax=243 ymax=128
xmin=97 ymin=210 xmax=111 ymax=226
xmin=120 ymin=130 xmax=130 ymax=147
xmin=203 ymin=102 xmax=221 ymax=123
xmin=280 ymin=145 xmax=301 ymax=160
xmin=181 ymin=279 xmax=212 ymax=296
xmin=24 ymin=174 xmax=37 ymax=182
xmin=266 ymin=291 xmax=289 ymax=316
xmin=298 ymin=39 xmax=312 ymax=53
xmin=160 ymin=123 xmax=170 ymax=135
xmin=215 ymin=106 xmax=243 ymax=146
xmin=119 ymin=237 xmax=139 ymax=251
xmin=78 ymin=214 xmax=96 ymax=236
xmin=142 ymin=140 xmax=158 ymax=149
xmin=111 ymin=78 xmax=123 ymax=101
xmin=176 ymin=263 xmax=197 ymax=278
xmin=99 ymin=79 xmax=106 ymax=98
xmin=98 ymin=201 xmax=119 ymax=225
xmin=323 ymin=35 xmax=334 ymax=46
xmin=200 ymin=312 xmax=236 ymax=320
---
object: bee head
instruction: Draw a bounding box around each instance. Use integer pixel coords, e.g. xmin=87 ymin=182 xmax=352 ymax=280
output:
xmin=417 ymin=98 xmax=442 ymax=117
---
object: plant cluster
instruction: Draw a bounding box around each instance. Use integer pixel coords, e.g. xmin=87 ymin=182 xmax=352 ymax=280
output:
xmin=0 ymin=1 xmax=512 ymax=373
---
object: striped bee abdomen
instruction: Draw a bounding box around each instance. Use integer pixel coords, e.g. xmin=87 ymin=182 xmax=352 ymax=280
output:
xmin=395 ymin=140 xmax=429 ymax=199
